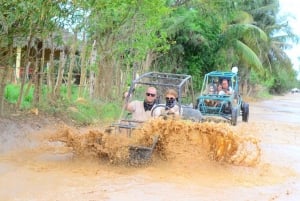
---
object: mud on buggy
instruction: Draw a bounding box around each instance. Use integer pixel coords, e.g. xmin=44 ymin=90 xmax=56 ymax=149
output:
xmin=196 ymin=69 xmax=249 ymax=126
xmin=108 ymin=72 xmax=203 ymax=165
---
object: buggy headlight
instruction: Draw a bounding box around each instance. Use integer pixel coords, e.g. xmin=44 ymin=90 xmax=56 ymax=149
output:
xmin=232 ymin=66 xmax=238 ymax=73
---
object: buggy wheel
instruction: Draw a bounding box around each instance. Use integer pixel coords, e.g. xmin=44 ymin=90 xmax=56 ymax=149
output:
xmin=242 ymin=103 xmax=249 ymax=122
xmin=231 ymin=107 xmax=238 ymax=126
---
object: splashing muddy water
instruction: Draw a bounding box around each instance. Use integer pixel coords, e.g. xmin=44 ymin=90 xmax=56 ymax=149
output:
xmin=0 ymin=93 xmax=300 ymax=201
xmin=50 ymin=119 xmax=261 ymax=167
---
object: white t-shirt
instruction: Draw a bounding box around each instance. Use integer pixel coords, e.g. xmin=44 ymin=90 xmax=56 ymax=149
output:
xmin=219 ymin=87 xmax=233 ymax=95
xmin=128 ymin=100 xmax=153 ymax=122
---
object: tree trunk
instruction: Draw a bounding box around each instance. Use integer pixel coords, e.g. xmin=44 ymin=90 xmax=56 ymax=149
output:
xmin=16 ymin=33 xmax=34 ymax=110
xmin=0 ymin=45 xmax=15 ymax=114
xmin=96 ymin=56 xmax=113 ymax=100
xmin=67 ymin=33 xmax=77 ymax=100
xmin=16 ymin=62 xmax=31 ymax=110
xmin=33 ymin=58 xmax=41 ymax=107
xmin=47 ymin=36 xmax=55 ymax=99
xmin=0 ymin=64 xmax=10 ymax=116
xmin=15 ymin=47 xmax=22 ymax=83
xmin=89 ymin=40 xmax=97 ymax=98
xmin=78 ymin=33 xmax=87 ymax=98
xmin=54 ymin=51 xmax=66 ymax=98
xmin=33 ymin=39 xmax=46 ymax=106
xmin=142 ymin=51 xmax=155 ymax=72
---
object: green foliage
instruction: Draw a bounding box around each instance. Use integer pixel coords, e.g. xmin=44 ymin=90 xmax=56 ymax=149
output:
xmin=49 ymin=99 xmax=122 ymax=125
xmin=83 ymin=0 xmax=170 ymax=68
xmin=154 ymin=2 xmax=223 ymax=85
xmin=98 ymin=102 xmax=122 ymax=121
xmin=255 ymin=89 xmax=273 ymax=100
xmin=4 ymin=84 xmax=33 ymax=109
xmin=60 ymin=85 xmax=80 ymax=101
xmin=269 ymin=66 xmax=298 ymax=94
xmin=68 ymin=101 xmax=101 ymax=125
xmin=4 ymin=83 xmax=122 ymax=124
xmin=65 ymin=100 xmax=120 ymax=125
xmin=4 ymin=84 xmax=19 ymax=103
xmin=1 ymin=0 xmax=299 ymax=120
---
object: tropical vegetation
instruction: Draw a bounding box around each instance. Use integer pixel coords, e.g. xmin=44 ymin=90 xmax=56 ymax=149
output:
xmin=0 ymin=0 xmax=299 ymax=122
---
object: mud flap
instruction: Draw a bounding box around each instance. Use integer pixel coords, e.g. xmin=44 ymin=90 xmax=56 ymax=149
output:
xmin=128 ymin=135 xmax=159 ymax=165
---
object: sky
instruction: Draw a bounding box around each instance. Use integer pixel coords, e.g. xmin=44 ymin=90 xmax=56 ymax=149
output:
xmin=278 ymin=0 xmax=300 ymax=79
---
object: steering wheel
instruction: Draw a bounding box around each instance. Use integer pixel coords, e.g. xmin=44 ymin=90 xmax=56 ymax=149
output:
xmin=151 ymin=103 xmax=182 ymax=118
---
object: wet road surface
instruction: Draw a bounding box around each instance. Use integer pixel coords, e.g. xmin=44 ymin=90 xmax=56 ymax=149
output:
xmin=0 ymin=93 xmax=299 ymax=201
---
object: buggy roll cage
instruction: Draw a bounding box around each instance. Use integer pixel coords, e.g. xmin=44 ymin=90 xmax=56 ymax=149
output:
xmin=126 ymin=72 xmax=195 ymax=108
xmin=201 ymin=71 xmax=239 ymax=94
xmin=109 ymin=72 xmax=196 ymax=135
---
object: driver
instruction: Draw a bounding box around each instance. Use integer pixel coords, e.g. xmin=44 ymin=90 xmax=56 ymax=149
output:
xmin=124 ymin=86 xmax=157 ymax=122
xmin=220 ymin=78 xmax=233 ymax=95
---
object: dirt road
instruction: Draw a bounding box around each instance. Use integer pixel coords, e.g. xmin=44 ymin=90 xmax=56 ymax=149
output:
xmin=0 ymin=93 xmax=299 ymax=201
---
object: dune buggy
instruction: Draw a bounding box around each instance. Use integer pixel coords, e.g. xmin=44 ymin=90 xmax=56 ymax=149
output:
xmin=196 ymin=69 xmax=249 ymax=126
xmin=108 ymin=71 xmax=203 ymax=164
xmin=110 ymin=71 xmax=203 ymax=132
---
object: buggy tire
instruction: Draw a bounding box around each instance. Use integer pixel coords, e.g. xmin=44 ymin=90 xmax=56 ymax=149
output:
xmin=231 ymin=107 xmax=238 ymax=126
xmin=242 ymin=102 xmax=249 ymax=122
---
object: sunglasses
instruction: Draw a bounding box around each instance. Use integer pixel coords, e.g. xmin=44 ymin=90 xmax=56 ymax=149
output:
xmin=146 ymin=92 xmax=156 ymax=97
xmin=165 ymin=97 xmax=175 ymax=101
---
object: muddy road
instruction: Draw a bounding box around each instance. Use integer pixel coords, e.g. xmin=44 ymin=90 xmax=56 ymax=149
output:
xmin=0 ymin=93 xmax=300 ymax=201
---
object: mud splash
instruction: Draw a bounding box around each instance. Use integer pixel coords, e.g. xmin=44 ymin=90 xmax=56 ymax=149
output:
xmin=51 ymin=118 xmax=261 ymax=167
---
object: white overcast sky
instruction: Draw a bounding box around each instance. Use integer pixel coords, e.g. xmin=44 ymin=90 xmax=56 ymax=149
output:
xmin=279 ymin=0 xmax=300 ymax=77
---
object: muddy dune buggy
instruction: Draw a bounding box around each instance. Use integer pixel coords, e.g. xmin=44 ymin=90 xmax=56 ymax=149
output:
xmin=109 ymin=72 xmax=203 ymax=164
xmin=196 ymin=68 xmax=249 ymax=126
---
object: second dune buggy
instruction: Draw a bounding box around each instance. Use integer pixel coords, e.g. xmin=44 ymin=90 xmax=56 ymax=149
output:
xmin=196 ymin=68 xmax=249 ymax=126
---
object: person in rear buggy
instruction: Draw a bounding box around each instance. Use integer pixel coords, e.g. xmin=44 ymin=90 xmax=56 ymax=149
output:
xmin=219 ymin=78 xmax=233 ymax=95
xmin=124 ymin=86 xmax=157 ymax=122
xmin=207 ymin=84 xmax=216 ymax=95
xmin=204 ymin=84 xmax=218 ymax=106
xmin=152 ymin=88 xmax=182 ymax=118
xmin=218 ymin=78 xmax=234 ymax=113
xmin=217 ymin=83 xmax=223 ymax=95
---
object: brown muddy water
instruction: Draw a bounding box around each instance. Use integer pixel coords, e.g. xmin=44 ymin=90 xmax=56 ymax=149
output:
xmin=0 ymin=93 xmax=300 ymax=201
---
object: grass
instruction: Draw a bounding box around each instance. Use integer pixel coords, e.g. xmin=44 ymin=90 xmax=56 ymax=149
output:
xmin=4 ymin=84 xmax=34 ymax=109
xmin=4 ymin=83 xmax=122 ymax=125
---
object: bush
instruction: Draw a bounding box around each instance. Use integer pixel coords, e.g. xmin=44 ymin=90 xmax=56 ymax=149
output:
xmin=4 ymin=84 xmax=19 ymax=103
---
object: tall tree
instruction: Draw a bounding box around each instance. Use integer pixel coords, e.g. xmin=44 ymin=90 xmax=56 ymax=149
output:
xmin=75 ymin=0 xmax=170 ymax=99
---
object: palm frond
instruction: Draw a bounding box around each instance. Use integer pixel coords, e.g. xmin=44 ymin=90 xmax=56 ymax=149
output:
xmin=226 ymin=24 xmax=268 ymax=42
xmin=234 ymin=40 xmax=264 ymax=73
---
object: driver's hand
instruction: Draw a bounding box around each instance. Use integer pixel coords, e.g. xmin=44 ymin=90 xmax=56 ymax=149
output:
xmin=124 ymin=92 xmax=130 ymax=99
xmin=166 ymin=108 xmax=176 ymax=115
xmin=166 ymin=111 xmax=175 ymax=115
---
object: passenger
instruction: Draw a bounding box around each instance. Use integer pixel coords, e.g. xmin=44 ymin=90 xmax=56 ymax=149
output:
xmin=207 ymin=84 xmax=216 ymax=95
xmin=217 ymin=84 xmax=224 ymax=95
xmin=205 ymin=84 xmax=217 ymax=106
xmin=218 ymin=79 xmax=233 ymax=113
xmin=217 ymin=83 xmax=225 ymax=95
xmin=153 ymin=89 xmax=181 ymax=117
xmin=164 ymin=89 xmax=181 ymax=115
xmin=207 ymin=83 xmax=223 ymax=107
xmin=124 ymin=86 xmax=157 ymax=122
xmin=220 ymin=78 xmax=233 ymax=95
